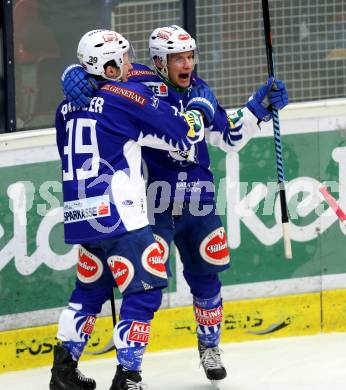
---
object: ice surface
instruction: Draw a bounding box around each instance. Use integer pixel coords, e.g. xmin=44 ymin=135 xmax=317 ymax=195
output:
xmin=1 ymin=332 xmax=345 ymax=389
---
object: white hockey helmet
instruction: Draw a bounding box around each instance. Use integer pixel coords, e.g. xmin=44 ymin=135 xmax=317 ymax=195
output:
xmin=77 ymin=29 xmax=131 ymax=80
xmin=149 ymin=25 xmax=197 ymax=70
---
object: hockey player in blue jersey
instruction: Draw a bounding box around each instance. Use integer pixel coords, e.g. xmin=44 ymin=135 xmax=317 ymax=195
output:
xmin=61 ymin=25 xmax=289 ymax=388
xmin=51 ymin=29 xmax=218 ymax=390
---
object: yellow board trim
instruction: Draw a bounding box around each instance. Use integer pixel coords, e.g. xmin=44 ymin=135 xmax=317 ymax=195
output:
xmin=322 ymin=289 xmax=346 ymax=333
xmin=1 ymin=289 xmax=345 ymax=374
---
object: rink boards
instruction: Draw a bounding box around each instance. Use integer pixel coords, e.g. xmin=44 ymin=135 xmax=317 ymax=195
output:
xmin=1 ymin=288 xmax=346 ymax=373
xmin=1 ymin=101 xmax=346 ymax=374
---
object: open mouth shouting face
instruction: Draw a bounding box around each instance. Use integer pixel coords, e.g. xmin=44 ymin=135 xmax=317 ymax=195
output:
xmin=167 ymin=50 xmax=195 ymax=89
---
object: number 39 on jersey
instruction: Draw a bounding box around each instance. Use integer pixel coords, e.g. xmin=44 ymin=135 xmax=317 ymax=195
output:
xmin=63 ymin=118 xmax=100 ymax=182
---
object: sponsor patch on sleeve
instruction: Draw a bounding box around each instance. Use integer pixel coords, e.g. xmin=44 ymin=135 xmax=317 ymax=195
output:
xmin=143 ymin=82 xmax=168 ymax=96
xmin=127 ymin=69 xmax=156 ymax=78
xmin=64 ymin=195 xmax=110 ymax=224
xmin=101 ymin=84 xmax=147 ymax=106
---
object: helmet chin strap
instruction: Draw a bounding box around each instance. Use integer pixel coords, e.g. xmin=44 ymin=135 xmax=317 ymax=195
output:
xmin=154 ymin=65 xmax=169 ymax=83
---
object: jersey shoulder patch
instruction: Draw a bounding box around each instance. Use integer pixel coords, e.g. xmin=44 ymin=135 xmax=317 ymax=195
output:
xmin=128 ymin=69 xmax=156 ymax=78
xmin=100 ymin=83 xmax=148 ymax=106
xmin=143 ymin=81 xmax=169 ymax=96
xmin=128 ymin=63 xmax=157 ymax=81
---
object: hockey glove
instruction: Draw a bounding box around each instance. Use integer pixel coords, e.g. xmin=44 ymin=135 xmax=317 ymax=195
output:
xmin=246 ymin=77 xmax=289 ymax=122
xmin=186 ymin=84 xmax=217 ymax=125
xmin=61 ymin=64 xmax=96 ymax=108
xmin=269 ymin=79 xmax=289 ymax=110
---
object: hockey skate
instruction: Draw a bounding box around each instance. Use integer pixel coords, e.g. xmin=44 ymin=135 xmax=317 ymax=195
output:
xmin=109 ymin=364 xmax=146 ymax=390
xmin=198 ymin=341 xmax=227 ymax=389
xmin=49 ymin=345 xmax=96 ymax=390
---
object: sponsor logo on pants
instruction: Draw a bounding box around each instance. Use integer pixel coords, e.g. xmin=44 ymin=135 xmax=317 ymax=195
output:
xmin=128 ymin=321 xmax=151 ymax=344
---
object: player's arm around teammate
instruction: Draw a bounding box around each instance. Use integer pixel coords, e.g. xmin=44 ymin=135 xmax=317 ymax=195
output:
xmin=58 ymin=25 xmax=289 ymax=389
xmin=51 ymin=29 xmax=217 ymax=390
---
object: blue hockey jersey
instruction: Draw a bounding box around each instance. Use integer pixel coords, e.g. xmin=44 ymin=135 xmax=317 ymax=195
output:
xmin=127 ymin=64 xmax=260 ymax=204
xmin=56 ymin=80 xmax=203 ymax=243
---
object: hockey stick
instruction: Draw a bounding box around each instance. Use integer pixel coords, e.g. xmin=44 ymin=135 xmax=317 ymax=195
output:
xmin=85 ymin=289 xmax=117 ymax=356
xmin=319 ymin=185 xmax=346 ymax=226
xmin=261 ymin=0 xmax=292 ymax=259
xmin=110 ymin=288 xmax=117 ymax=328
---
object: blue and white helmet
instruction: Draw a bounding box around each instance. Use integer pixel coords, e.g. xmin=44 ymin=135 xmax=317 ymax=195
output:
xmin=77 ymin=29 xmax=131 ymax=80
xmin=149 ymin=25 xmax=198 ymax=73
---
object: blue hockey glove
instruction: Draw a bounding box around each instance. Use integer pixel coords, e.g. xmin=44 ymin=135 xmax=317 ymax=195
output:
xmin=61 ymin=64 xmax=96 ymax=108
xmin=246 ymin=77 xmax=274 ymax=122
xmin=246 ymin=77 xmax=289 ymax=122
xmin=186 ymin=84 xmax=217 ymax=125
xmin=269 ymin=79 xmax=289 ymax=110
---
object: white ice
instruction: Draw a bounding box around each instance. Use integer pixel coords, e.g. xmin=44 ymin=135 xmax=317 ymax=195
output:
xmin=1 ymin=332 xmax=346 ymax=390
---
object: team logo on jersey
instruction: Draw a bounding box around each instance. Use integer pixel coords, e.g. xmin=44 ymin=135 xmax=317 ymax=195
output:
xmin=64 ymin=195 xmax=111 ymax=224
xmin=153 ymin=234 xmax=169 ymax=263
xmin=77 ymin=246 xmax=104 ymax=283
xmin=199 ymin=227 xmax=230 ymax=265
xmin=128 ymin=321 xmax=151 ymax=344
xmin=194 ymin=305 xmax=223 ymax=326
xmin=82 ymin=315 xmax=97 ymax=335
xmin=108 ymin=256 xmax=135 ymax=293
xmin=151 ymin=95 xmax=159 ymax=109
xmin=168 ymin=144 xmax=196 ymax=167
xmin=101 ymin=84 xmax=147 ymax=106
xmin=143 ymin=82 xmax=168 ymax=97
xmin=141 ymin=243 xmax=167 ymax=279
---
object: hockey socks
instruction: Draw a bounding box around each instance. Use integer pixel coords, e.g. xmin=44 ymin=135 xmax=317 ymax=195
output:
xmin=114 ymin=319 xmax=151 ymax=372
xmin=193 ymin=293 xmax=223 ymax=347
xmin=57 ymin=303 xmax=97 ymax=361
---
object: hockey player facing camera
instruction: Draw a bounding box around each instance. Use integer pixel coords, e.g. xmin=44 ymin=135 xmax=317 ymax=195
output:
xmin=61 ymin=25 xmax=289 ymax=388
xmin=50 ymin=29 xmax=218 ymax=390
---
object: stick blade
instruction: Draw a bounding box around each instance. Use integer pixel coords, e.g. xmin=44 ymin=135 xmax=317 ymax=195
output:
xmin=282 ymin=222 xmax=292 ymax=259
